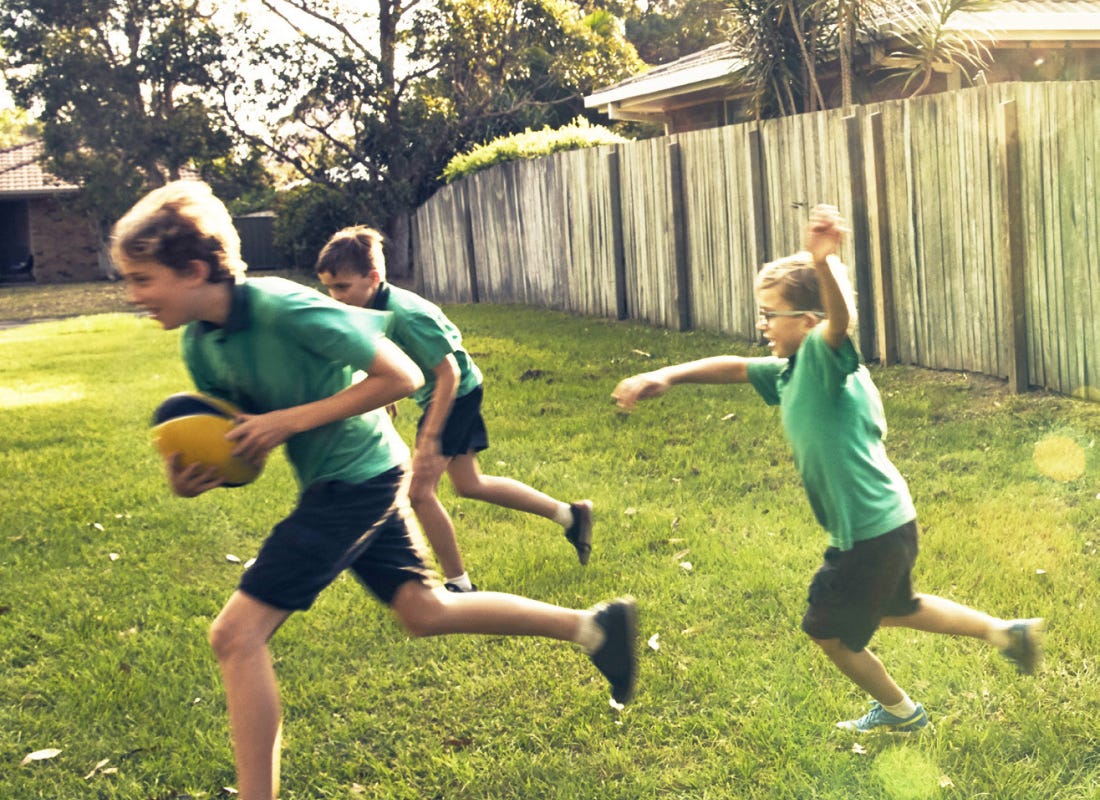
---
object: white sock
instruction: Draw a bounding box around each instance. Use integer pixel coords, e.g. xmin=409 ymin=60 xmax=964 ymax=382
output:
xmin=574 ymin=611 xmax=605 ymax=654
xmin=552 ymin=502 xmax=573 ymax=528
xmin=446 ymin=572 xmax=473 ymax=591
xmin=883 ymin=694 xmax=918 ymax=719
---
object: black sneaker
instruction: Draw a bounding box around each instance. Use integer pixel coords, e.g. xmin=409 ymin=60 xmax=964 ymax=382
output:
xmin=565 ymin=500 xmax=593 ymax=565
xmin=588 ymin=597 xmax=638 ymax=705
xmin=443 ymin=581 xmax=478 ymax=593
xmin=1001 ymin=618 xmax=1044 ymax=674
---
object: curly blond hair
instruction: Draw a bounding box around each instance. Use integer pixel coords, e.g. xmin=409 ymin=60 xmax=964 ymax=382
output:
xmin=110 ymin=181 xmax=246 ymax=282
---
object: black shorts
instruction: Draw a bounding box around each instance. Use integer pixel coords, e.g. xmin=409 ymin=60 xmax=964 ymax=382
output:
xmin=239 ymin=466 xmax=435 ymax=611
xmin=418 ymin=384 xmax=489 ymax=457
xmin=801 ymin=520 xmax=921 ymax=652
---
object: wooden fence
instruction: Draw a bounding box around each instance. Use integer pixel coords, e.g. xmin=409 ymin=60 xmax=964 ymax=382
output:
xmin=411 ymin=81 xmax=1100 ymax=398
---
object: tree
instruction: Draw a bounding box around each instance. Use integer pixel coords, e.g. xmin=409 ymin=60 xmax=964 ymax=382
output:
xmin=724 ymin=0 xmax=995 ymax=121
xmin=0 ymin=0 xmax=238 ymax=225
xmin=0 ymin=106 xmax=39 ymax=148
xmin=215 ymin=0 xmax=642 ymax=274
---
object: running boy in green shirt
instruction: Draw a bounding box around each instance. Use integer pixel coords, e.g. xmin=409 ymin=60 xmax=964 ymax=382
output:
xmin=315 ymin=226 xmax=593 ymax=592
xmin=612 ymin=204 xmax=1041 ymax=733
xmin=112 ymin=181 xmax=637 ymax=800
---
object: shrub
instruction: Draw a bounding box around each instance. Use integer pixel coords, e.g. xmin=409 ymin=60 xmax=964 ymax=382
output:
xmin=442 ymin=117 xmax=628 ymax=183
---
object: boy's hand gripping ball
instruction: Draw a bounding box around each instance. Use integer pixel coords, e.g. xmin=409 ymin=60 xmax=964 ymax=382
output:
xmin=151 ymin=393 xmax=262 ymax=487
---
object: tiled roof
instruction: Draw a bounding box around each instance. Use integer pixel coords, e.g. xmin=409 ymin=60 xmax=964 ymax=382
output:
xmin=0 ymin=140 xmax=80 ymax=198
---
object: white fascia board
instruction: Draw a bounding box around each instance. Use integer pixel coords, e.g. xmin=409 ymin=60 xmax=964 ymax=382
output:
xmin=584 ymin=57 xmax=742 ymax=108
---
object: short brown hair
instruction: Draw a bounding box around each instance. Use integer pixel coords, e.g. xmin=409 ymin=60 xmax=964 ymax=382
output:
xmin=110 ymin=180 xmax=245 ymax=283
xmin=314 ymin=226 xmax=386 ymax=280
xmin=755 ymin=253 xmax=855 ymax=322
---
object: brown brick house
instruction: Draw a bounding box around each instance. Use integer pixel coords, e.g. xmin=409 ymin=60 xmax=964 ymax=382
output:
xmin=0 ymin=140 xmax=103 ymax=283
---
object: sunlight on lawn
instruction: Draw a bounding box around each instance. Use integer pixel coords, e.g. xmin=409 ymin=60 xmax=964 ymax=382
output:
xmin=0 ymin=381 xmax=86 ymax=408
xmin=1032 ymin=434 xmax=1087 ymax=482
xmin=873 ymin=747 xmax=945 ymax=800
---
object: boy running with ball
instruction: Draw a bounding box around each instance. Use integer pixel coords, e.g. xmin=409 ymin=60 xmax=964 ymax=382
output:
xmin=112 ymin=181 xmax=636 ymax=800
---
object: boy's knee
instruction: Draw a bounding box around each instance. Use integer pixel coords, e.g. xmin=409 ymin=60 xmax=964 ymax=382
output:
xmin=391 ymin=583 xmax=448 ymax=638
xmin=208 ymin=614 xmax=266 ymax=661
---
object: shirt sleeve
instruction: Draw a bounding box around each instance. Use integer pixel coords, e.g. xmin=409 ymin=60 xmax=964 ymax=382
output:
xmin=799 ymin=326 xmax=860 ymax=395
xmin=392 ymin=307 xmax=460 ymax=373
xmin=746 ymin=357 xmax=785 ymax=405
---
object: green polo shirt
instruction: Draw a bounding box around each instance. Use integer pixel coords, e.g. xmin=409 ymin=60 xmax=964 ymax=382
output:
xmin=746 ymin=327 xmax=916 ymax=550
xmin=181 ymin=277 xmax=410 ymax=491
xmin=370 ymin=283 xmax=482 ymax=409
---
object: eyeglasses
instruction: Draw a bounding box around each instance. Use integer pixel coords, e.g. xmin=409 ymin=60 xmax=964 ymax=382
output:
xmin=758 ymin=309 xmax=825 ymax=322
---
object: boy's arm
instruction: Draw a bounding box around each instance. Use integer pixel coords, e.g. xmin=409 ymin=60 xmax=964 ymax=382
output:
xmin=226 ymin=337 xmax=424 ymax=463
xmin=803 ymin=205 xmax=853 ymax=351
xmin=613 ymin=356 xmax=750 ymax=411
xmin=412 ymin=354 xmax=460 ymax=479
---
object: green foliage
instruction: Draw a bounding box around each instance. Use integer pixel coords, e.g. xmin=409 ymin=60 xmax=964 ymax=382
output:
xmin=442 ymin=117 xmax=628 ymax=183
xmin=1 ymin=296 xmax=1098 ymax=798
xmin=0 ymin=0 xmax=240 ymax=225
xmin=0 ymin=107 xmax=40 ymax=148
xmin=272 ymin=183 xmax=372 ymax=271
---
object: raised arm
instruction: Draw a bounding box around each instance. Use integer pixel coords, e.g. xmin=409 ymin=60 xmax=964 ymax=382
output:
xmin=612 ymin=356 xmax=750 ymax=411
xmin=803 ymin=205 xmax=853 ymax=351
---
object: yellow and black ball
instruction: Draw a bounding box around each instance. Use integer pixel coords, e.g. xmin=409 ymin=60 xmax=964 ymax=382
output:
xmin=150 ymin=392 xmax=261 ymax=487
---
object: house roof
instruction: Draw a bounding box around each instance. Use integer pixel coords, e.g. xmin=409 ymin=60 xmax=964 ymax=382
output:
xmin=585 ymin=1 xmax=1100 ymax=120
xmin=0 ymin=140 xmax=80 ymax=199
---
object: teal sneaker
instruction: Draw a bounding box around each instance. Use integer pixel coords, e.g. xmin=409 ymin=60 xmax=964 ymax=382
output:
xmin=1000 ymin=618 xmax=1044 ymax=675
xmin=836 ymin=702 xmax=930 ymax=733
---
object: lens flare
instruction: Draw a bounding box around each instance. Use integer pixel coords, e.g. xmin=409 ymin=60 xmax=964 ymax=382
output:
xmin=1032 ymin=435 xmax=1086 ymax=482
xmin=873 ymin=747 xmax=943 ymax=800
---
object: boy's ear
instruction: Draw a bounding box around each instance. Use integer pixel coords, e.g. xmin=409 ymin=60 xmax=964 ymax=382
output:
xmin=184 ymin=259 xmax=212 ymax=284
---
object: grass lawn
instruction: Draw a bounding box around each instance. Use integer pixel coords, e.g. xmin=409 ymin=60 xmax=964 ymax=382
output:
xmin=1 ymin=280 xmax=1098 ymax=799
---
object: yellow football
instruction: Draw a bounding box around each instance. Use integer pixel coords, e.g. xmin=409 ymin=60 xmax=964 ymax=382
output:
xmin=150 ymin=393 xmax=261 ymax=487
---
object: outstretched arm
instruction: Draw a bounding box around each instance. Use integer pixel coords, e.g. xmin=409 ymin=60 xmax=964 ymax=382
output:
xmin=612 ymin=356 xmax=750 ymax=411
xmin=803 ymin=205 xmax=853 ymax=351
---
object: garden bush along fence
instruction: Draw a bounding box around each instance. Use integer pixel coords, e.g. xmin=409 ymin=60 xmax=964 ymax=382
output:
xmin=411 ymin=81 xmax=1100 ymax=399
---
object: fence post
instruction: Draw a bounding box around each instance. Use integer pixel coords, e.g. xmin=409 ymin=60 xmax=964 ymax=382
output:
xmin=607 ymin=146 xmax=629 ymax=321
xmin=845 ymin=113 xmax=877 ymax=359
xmin=668 ymin=139 xmax=692 ymax=331
xmin=867 ymin=111 xmax=898 ymax=364
xmin=459 ymin=180 xmax=480 ymax=304
xmin=748 ymin=124 xmax=769 ymax=266
xmin=1001 ymin=99 xmax=1029 ymax=392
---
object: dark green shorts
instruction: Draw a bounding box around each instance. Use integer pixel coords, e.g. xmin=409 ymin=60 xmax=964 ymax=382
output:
xmin=801 ymin=520 xmax=920 ymax=652
xmin=239 ymin=466 xmax=434 ymax=611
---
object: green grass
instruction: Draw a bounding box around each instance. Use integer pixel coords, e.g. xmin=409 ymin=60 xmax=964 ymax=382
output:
xmin=1 ymin=295 xmax=1098 ymax=799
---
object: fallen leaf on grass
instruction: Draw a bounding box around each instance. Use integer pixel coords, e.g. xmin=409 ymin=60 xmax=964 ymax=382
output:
xmin=109 ymin=553 xmax=120 ymax=561
xmin=679 ymin=561 xmax=693 ymax=571
xmin=225 ymin=554 xmax=241 ymax=564
xmin=92 ymin=522 xmax=105 ymax=532
xmin=21 ymin=748 xmax=61 ymax=765
xmin=647 ymin=633 xmax=660 ymax=651
xmin=608 ymin=697 xmax=625 ymax=711
xmin=84 ymin=758 xmax=111 ymax=780
xmin=721 ymin=413 xmax=737 ymax=421
xmin=672 ymin=549 xmax=690 ymax=561
xmin=850 ymin=743 xmax=868 ymax=755
xmin=631 ymin=349 xmax=651 ymax=357
xmin=940 ymin=775 xmax=955 ymax=788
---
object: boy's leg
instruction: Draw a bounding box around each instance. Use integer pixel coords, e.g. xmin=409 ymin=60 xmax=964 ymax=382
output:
xmin=813 ymin=637 xmax=905 ymax=705
xmin=408 ymin=461 xmax=468 ymax=583
xmin=448 ymin=453 xmax=593 ymax=563
xmin=882 ymin=594 xmax=1043 ymax=674
xmin=208 ymin=591 xmax=292 ymax=800
xmin=389 ymin=581 xmax=638 ymax=704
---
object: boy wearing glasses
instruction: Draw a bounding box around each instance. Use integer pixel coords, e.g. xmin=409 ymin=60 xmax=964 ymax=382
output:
xmin=612 ymin=204 xmax=1041 ymax=733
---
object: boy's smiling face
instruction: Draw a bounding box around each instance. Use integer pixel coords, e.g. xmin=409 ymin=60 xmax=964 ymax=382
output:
xmin=756 ymin=286 xmax=819 ymax=358
xmin=118 ymin=259 xmax=203 ymax=330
